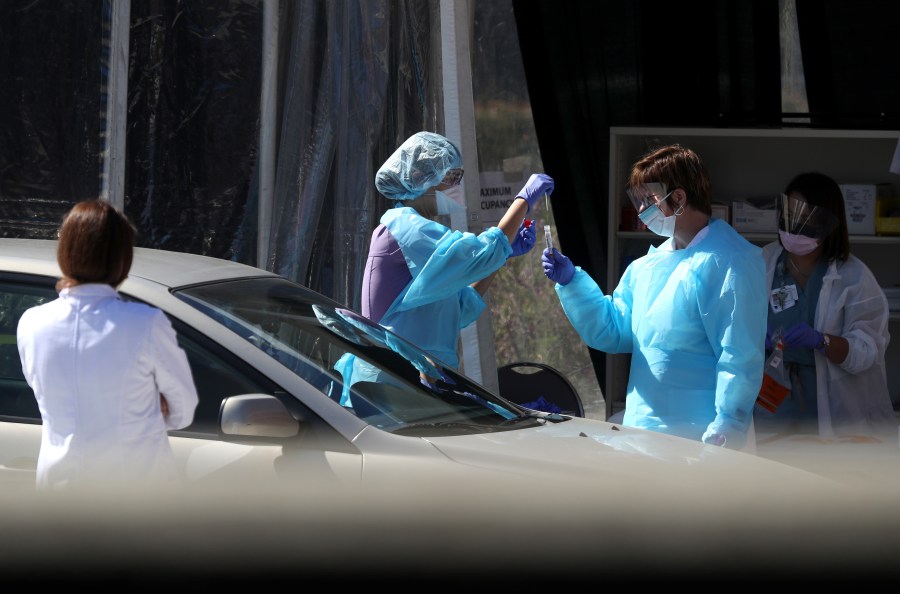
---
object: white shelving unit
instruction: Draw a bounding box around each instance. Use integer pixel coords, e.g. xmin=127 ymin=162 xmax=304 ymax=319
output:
xmin=605 ymin=127 xmax=900 ymax=420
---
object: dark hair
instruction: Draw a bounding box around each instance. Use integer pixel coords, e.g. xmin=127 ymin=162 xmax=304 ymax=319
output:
xmin=56 ymin=199 xmax=137 ymax=291
xmin=783 ymin=172 xmax=850 ymax=262
xmin=629 ymin=144 xmax=712 ymax=215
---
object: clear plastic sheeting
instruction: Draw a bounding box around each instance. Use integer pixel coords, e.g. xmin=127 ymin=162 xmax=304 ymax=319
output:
xmin=1 ymin=0 xmax=444 ymax=310
xmin=124 ymin=0 xmax=263 ymax=263
xmin=267 ymin=0 xmax=443 ymax=307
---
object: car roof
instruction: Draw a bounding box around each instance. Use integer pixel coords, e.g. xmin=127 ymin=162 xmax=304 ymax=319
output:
xmin=0 ymin=238 xmax=277 ymax=289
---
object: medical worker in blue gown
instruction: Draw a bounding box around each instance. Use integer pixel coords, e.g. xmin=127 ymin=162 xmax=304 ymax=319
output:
xmin=360 ymin=131 xmax=553 ymax=375
xmin=542 ymin=144 xmax=767 ymax=449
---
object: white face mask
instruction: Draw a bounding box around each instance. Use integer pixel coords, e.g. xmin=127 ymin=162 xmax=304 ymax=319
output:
xmin=638 ymin=203 xmax=677 ymax=237
xmin=435 ymin=187 xmax=464 ymax=215
xmin=435 ymin=186 xmax=466 ymax=208
xmin=778 ymin=230 xmax=819 ymax=256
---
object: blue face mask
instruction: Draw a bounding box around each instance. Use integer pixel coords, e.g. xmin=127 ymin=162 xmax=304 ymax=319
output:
xmin=638 ymin=191 xmax=677 ymax=237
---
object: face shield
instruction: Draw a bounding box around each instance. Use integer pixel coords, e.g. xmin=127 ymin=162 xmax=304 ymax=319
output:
xmin=626 ymin=183 xmax=673 ymax=213
xmin=776 ymin=193 xmax=839 ymax=239
xmin=440 ymin=167 xmax=464 ymax=187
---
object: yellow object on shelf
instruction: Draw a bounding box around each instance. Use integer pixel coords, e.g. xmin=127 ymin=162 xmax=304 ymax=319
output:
xmin=876 ymin=196 xmax=900 ymax=236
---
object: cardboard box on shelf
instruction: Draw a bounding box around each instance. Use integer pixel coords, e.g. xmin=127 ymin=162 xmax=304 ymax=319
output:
xmin=840 ymin=183 xmax=892 ymax=235
xmin=711 ymin=203 xmax=729 ymax=223
xmin=731 ymin=197 xmax=777 ymax=233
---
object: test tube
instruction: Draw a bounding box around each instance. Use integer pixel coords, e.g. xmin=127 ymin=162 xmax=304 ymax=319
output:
xmin=543 ymin=192 xmax=554 ymax=251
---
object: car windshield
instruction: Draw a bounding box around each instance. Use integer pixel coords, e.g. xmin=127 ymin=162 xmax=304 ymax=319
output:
xmin=175 ymin=278 xmax=547 ymax=435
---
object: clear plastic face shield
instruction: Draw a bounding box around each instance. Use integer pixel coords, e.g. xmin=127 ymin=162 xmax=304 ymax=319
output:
xmin=776 ymin=193 xmax=839 ymax=239
xmin=626 ymin=183 xmax=673 ymax=213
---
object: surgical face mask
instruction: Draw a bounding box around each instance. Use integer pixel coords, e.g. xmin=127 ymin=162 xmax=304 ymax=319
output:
xmin=428 ymin=188 xmax=466 ymax=227
xmin=435 ymin=187 xmax=464 ymax=213
xmin=778 ymin=230 xmax=820 ymax=256
xmin=637 ymin=191 xmax=677 ymax=237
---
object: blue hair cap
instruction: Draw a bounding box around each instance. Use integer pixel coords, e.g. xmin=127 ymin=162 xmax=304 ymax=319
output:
xmin=375 ymin=132 xmax=462 ymax=201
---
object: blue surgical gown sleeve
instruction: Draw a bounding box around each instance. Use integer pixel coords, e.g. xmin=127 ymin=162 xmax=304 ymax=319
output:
xmin=555 ymin=267 xmax=634 ymax=354
xmin=377 ymin=208 xmax=512 ymax=368
xmin=458 ymin=286 xmax=486 ymax=328
xmin=382 ymin=208 xmax=511 ymax=315
xmin=698 ymin=246 xmax=768 ymax=445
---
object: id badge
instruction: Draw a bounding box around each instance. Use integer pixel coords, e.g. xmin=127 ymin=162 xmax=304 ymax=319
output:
xmin=770 ymin=284 xmax=798 ymax=313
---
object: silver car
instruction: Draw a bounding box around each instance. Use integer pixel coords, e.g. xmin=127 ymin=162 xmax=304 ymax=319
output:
xmin=0 ymin=236 xmax=834 ymax=488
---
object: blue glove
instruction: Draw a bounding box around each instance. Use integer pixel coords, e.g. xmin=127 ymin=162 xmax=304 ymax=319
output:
xmin=509 ymin=220 xmax=536 ymax=257
xmin=782 ymin=322 xmax=823 ymax=350
xmin=765 ymin=325 xmax=774 ymax=350
xmin=541 ymin=248 xmax=575 ymax=286
xmin=516 ymin=173 xmax=554 ymax=213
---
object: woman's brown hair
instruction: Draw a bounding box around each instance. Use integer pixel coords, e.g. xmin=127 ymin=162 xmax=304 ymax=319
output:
xmin=56 ymin=199 xmax=137 ymax=291
xmin=629 ymin=144 xmax=713 ymax=216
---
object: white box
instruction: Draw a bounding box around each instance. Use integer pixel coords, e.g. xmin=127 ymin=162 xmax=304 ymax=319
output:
xmin=731 ymin=198 xmax=777 ymax=233
xmin=840 ymin=184 xmax=880 ymax=235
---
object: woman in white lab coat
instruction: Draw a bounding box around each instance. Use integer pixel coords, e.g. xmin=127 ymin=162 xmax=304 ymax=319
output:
xmin=17 ymin=199 xmax=198 ymax=490
xmin=757 ymin=172 xmax=896 ymax=440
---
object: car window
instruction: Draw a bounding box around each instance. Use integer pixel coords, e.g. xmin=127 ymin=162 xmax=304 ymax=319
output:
xmin=168 ymin=321 xmax=281 ymax=436
xmin=0 ymin=278 xmax=57 ymax=421
xmin=175 ymin=278 xmax=548 ymax=436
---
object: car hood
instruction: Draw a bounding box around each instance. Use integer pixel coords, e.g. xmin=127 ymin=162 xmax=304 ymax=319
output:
xmin=418 ymin=417 xmax=843 ymax=492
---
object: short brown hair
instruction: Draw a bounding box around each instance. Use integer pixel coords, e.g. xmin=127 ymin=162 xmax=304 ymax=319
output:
xmin=56 ymin=199 xmax=137 ymax=291
xmin=629 ymin=144 xmax=713 ymax=215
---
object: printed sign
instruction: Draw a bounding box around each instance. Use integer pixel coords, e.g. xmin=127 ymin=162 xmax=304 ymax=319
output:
xmin=478 ymin=171 xmax=525 ymax=226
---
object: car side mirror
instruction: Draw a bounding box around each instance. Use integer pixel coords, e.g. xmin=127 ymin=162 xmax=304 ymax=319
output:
xmin=219 ymin=394 xmax=301 ymax=439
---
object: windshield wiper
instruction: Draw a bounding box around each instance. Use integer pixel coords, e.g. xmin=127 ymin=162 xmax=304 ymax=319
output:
xmin=499 ymin=411 xmax=569 ymax=426
xmin=391 ymin=420 xmax=501 ymax=436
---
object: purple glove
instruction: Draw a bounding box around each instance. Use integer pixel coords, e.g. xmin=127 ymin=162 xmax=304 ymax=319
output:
xmin=765 ymin=326 xmax=774 ymax=350
xmin=541 ymin=248 xmax=575 ymax=286
xmin=782 ymin=322 xmax=823 ymax=350
xmin=516 ymin=173 xmax=555 ymax=213
xmin=509 ymin=220 xmax=536 ymax=257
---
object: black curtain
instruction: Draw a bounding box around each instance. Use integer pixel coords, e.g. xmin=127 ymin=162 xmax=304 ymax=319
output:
xmin=512 ymin=0 xmax=780 ymax=389
xmin=796 ymin=0 xmax=900 ymax=129
xmin=0 ymin=0 xmax=104 ymax=237
xmin=126 ymin=0 xmax=263 ymax=260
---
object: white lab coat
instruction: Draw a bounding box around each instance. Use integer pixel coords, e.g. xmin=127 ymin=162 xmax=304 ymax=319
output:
xmin=763 ymin=243 xmax=896 ymax=439
xmin=17 ymin=284 xmax=198 ymax=489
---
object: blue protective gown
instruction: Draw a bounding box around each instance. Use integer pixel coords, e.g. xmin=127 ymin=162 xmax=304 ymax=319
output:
xmin=555 ymin=219 xmax=767 ymax=446
xmin=367 ymin=206 xmax=512 ymax=369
